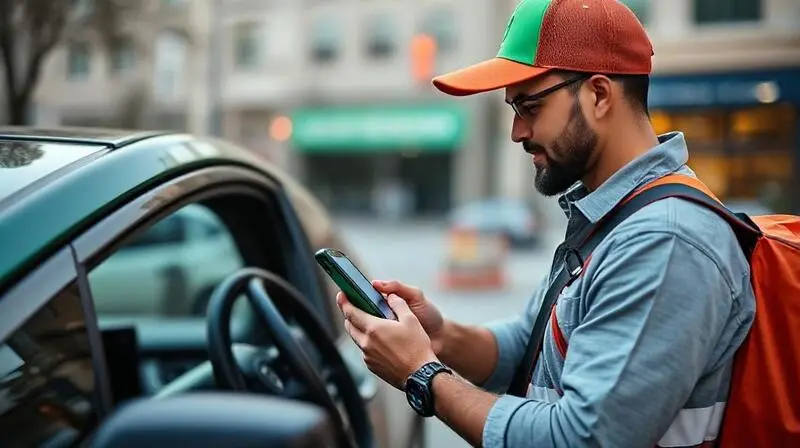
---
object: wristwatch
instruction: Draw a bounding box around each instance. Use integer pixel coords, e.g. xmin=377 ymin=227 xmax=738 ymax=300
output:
xmin=405 ymin=361 xmax=453 ymax=417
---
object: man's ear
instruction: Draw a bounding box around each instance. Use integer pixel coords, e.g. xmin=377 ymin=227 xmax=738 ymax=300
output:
xmin=585 ymin=74 xmax=614 ymax=120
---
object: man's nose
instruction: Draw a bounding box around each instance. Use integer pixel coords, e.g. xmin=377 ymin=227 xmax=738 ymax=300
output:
xmin=511 ymin=114 xmax=532 ymax=143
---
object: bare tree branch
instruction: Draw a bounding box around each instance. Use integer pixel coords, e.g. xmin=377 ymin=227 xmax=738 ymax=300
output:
xmin=0 ymin=0 xmax=130 ymax=125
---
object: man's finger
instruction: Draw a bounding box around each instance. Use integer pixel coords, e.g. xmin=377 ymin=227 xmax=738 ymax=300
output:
xmin=340 ymin=299 xmax=371 ymax=331
xmin=344 ymin=319 xmax=366 ymax=348
xmin=372 ymin=280 xmax=421 ymax=301
xmin=386 ymin=294 xmax=415 ymax=321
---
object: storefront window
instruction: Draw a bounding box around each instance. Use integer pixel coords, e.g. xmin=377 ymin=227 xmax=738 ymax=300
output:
xmin=694 ymin=0 xmax=762 ymax=24
xmin=650 ymin=110 xmax=672 ymax=135
xmin=670 ymin=110 xmax=726 ymax=152
xmin=730 ymin=104 xmax=795 ymax=144
xmin=651 ymin=104 xmax=797 ymax=211
xmin=726 ymin=104 xmax=796 ymax=207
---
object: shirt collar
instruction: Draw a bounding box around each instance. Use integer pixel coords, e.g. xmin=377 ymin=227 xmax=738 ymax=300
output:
xmin=558 ymin=131 xmax=689 ymax=223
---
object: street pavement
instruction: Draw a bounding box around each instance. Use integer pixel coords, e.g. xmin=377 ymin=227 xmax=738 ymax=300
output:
xmin=336 ymin=217 xmax=565 ymax=448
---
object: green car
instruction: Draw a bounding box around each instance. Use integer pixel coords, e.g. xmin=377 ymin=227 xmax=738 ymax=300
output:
xmin=0 ymin=128 xmax=421 ymax=448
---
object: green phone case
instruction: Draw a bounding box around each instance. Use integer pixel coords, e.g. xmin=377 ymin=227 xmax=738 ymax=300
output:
xmin=315 ymin=249 xmax=386 ymax=319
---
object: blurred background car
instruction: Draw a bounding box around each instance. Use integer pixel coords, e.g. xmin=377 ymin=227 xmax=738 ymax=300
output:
xmin=448 ymin=198 xmax=540 ymax=249
xmin=90 ymin=204 xmax=243 ymax=317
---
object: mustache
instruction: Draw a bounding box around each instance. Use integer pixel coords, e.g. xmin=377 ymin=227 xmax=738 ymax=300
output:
xmin=523 ymin=142 xmax=545 ymax=154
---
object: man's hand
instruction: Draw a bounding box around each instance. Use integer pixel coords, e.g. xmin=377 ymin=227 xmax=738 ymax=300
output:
xmin=337 ymin=291 xmax=438 ymax=390
xmin=372 ymin=280 xmax=446 ymax=355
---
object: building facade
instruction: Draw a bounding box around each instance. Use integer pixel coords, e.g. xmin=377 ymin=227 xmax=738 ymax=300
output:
xmin=495 ymin=0 xmax=800 ymax=216
xmin=33 ymin=0 xmax=212 ymax=135
xmin=31 ymin=0 xmax=800 ymax=218
xmin=217 ymin=0 xmax=504 ymax=218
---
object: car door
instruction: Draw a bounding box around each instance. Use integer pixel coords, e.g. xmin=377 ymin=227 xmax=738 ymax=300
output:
xmin=0 ymin=247 xmax=111 ymax=448
xmin=281 ymin=172 xmax=421 ymax=448
xmin=68 ymin=157 xmax=396 ymax=447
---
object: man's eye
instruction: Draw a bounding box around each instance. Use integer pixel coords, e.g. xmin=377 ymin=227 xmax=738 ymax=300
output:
xmin=519 ymin=103 xmax=540 ymax=116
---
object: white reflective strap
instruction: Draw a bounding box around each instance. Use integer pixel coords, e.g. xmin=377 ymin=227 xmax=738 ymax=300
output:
xmin=657 ymin=402 xmax=726 ymax=447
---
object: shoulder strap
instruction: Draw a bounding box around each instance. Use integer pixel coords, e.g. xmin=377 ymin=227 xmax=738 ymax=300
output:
xmin=505 ymin=177 xmax=760 ymax=397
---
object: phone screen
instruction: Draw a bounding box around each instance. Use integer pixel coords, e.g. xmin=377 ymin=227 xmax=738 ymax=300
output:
xmin=326 ymin=251 xmax=397 ymax=320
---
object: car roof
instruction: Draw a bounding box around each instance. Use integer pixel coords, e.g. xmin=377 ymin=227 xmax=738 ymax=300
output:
xmin=0 ymin=126 xmax=285 ymax=291
xmin=0 ymin=126 xmax=169 ymax=146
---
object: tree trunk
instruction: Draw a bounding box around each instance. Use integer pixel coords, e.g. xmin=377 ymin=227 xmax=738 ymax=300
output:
xmin=7 ymin=94 xmax=29 ymax=125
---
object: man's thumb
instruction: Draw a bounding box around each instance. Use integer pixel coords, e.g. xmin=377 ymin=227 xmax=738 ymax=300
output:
xmin=386 ymin=294 xmax=414 ymax=320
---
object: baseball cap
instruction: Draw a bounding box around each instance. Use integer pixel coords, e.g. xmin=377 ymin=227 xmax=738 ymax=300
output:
xmin=432 ymin=0 xmax=654 ymax=96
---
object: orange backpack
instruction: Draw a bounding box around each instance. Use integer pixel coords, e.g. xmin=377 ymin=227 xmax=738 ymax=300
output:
xmin=506 ymin=173 xmax=800 ymax=446
xmin=640 ymin=174 xmax=800 ymax=447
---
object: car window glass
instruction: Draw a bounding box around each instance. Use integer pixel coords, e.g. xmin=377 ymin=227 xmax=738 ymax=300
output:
xmin=123 ymin=214 xmax=185 ymax=249
xmin=0 ymin=282 xmax=97 ymax=447
xmin=88 ymin=203 xmax=248 ymax=319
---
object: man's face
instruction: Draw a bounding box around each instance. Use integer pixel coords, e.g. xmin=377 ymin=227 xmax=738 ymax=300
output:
xmin=506 ymin=74 xmax=598 ymax=196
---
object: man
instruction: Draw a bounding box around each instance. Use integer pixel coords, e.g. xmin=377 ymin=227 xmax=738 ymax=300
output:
xmin=337 ymin=0 xmax=756 ymax=446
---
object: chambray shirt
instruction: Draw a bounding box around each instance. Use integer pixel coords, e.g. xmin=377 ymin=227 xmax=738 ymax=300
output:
xmin=480 ymin=132 xmax=756 ymax=448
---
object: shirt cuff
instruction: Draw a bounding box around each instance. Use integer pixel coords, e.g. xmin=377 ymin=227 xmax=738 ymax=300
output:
xmin=483 ymin=394 xmax=530 ymax=448
xmin=480 ymin=320 xmax=523 ymax=392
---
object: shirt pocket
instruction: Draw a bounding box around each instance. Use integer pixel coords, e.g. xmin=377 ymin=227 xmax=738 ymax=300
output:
xmin=554 ymin=292 xmax=581 ymax=335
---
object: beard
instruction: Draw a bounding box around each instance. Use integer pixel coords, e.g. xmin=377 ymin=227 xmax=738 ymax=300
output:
xmin=525 ymin=100 xmax=598 ymax=197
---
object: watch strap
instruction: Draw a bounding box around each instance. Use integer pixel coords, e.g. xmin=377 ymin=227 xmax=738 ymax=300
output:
xmin=409 ymin=361 xmax=452 ymax=417
xmin=414 ymin=361 xmax=452 ymax=382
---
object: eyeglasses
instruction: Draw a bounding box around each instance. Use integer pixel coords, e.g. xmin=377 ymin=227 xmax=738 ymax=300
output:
xmin=506 ymin=73 xmax=590 ymax=119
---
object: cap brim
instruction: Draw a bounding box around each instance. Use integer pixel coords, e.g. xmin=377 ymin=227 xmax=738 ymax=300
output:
xmin=432 ymin=58 xmax=551 ymax=97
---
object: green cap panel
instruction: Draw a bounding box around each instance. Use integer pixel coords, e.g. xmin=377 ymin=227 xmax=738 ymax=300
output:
xmin=496 ymin=0 xmax=552 ymax=66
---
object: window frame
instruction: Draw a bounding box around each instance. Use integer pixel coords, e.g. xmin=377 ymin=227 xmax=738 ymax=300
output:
xmin=71 ymin=163 xmax=336 ymax=338
xmin=0 ymin=147 xmax=341 ymax=440
xmin=109 ymin=36 xmax=136 ymax=74
xmin=310 ymin=16 xmax=340 ymax=64
xmin=365 ymin=13 xmax=396 ymax=59
xmin=0 ymin=246 xmax=115 ymax=436
xmin=421 ymin=6 xmax=458 ymax=54
xmin=233 ymin=22 xmax=262 ymax=70
xmin=67 ymin=41 xmax=91 ymax=80
xmin=121 ymin=212 xmax=188 ymax=250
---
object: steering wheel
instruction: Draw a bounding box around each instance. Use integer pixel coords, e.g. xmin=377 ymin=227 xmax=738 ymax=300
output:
xmin=205 ymin=268 xmax=374 ymax=448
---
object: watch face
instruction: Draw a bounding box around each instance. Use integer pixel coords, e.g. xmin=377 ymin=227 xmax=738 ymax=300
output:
xmin=405 ymin=378 xmax=428 ymax=413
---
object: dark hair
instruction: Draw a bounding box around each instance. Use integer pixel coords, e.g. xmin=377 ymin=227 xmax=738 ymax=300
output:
xmin=556 ymin=70 xmax=650 ymax=117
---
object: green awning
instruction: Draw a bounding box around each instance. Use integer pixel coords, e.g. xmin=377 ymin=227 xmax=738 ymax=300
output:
xmin=290 ymin=104 xmax=468 ymax=152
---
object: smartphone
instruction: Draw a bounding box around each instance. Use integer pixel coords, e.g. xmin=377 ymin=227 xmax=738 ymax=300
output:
xmin=314 ymin=248 xmax=397 ymax=320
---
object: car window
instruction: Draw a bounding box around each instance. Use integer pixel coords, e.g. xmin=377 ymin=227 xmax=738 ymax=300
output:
xmin=88 ymin=203 xmax=248 ymax=318
xmin=0 ymin=282 xmax=97 ymax=447
xmin=123 ymin=214 xmax=186 ymax=249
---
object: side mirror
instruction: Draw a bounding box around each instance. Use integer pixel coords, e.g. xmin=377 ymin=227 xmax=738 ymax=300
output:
xmin=89 ymin=393 xmax=336 ymax=448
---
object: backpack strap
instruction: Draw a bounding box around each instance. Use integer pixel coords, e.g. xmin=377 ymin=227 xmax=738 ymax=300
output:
xmin=505 ymin=174 xmax=761 ymax=398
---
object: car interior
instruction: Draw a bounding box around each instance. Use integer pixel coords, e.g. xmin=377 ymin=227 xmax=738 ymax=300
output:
xmin=0 ymin=184 xmax=382 ymax=448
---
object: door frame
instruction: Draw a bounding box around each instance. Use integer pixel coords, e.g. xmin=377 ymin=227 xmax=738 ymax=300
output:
xmin=71 ymin=163 xmax=335 ymax=336
xmin=0 ymin=246 xmax=115 ymax=418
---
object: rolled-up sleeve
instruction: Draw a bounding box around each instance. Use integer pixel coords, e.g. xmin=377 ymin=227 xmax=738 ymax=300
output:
xmin=480 ymin=318 xmax=528 ymax=393
xmin=482 ymin=230 xmax=735 ymax=448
